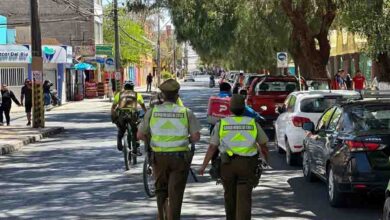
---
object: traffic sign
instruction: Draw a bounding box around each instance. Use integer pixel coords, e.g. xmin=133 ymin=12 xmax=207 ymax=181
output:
xmin=105 ymin=58 xmax=115 ymax=72
xmin=277 ymin=52 xmax=288 ymax=68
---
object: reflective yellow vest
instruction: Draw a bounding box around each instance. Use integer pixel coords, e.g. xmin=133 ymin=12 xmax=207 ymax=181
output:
xmin=219 ymin=116 xmax=258 ymax=156
xmin=150 ymin=103 xmax=190 ymax=152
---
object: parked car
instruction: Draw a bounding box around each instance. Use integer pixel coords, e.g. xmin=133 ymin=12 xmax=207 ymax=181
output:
xmin=384 ymin=181 xmax=390 ymax=220
xmin=275 ymin=90 xmax=360 ymax=165
xmin=247 ymin=75 xmax=301 ymax=139
xmin=184 ymin=74 xmax=195 ymax=82
xmin=302 ymin=99 xmax=390 ymax=207
xmin=241 ymin=74 xmax=265 ymax=92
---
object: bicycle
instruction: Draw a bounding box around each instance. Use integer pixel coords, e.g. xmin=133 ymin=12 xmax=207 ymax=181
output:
xmin=143 ymin=143 xmax=198 ymax=198
xmin=120 ymin=110 xmax=142 ymax=171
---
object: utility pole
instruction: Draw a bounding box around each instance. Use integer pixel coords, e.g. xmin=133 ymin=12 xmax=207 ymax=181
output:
xmin=173 ymin=37 xmax=176 ymax=76
xmin=113 ymin=0 xmax=121 ymax=93
xmin=30 ymin=0 xmax=44 ymax=128
xmin=157 ymin=11 xmax=161 ymax=86
xmin=184 ymin=41 xmax=188 ymax=74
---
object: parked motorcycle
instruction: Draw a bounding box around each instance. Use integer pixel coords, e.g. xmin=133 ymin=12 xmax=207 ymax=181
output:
xmin=50 ymin=89 xmax=61 ymax=106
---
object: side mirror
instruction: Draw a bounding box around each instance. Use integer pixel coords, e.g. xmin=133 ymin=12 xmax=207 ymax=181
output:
xmin=277 ymin=106 xmax=286 ymax=114
xmin=302 ymin=122 xmax=315 ymax=133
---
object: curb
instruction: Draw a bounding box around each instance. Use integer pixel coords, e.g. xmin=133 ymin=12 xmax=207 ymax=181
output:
xmin=0 ymin=127 xmax=65 ymax=155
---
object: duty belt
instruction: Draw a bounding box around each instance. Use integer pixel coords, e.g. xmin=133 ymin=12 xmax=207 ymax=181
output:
xmin=230 ymin=154 xmax=259 ymax=159
xmin=153 ymin=151 xmax=189 ymax=157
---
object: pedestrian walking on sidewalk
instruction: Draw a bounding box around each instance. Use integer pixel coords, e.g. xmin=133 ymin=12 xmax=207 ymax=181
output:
xmin=43 ymin=80 xmax=53 ymax=107
xmin=21 ymin=79 xmax=33 ymax=126
xmin=0 ymin=84 xmax=22 ymax=126
xmin=199 ymin=94 xmax=269 ymax=220
xmin=146 ymin=73 xmax=153 ymax=92
xmin=137 ymin=79 xmax=201 ymax=220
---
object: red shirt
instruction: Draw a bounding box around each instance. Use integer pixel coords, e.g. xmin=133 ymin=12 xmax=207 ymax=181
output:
xmin=353 ymin=75 xmax=365 ymax=90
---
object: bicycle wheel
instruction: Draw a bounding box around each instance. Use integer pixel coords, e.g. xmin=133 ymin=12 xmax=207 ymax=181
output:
xmin=128 ymin=124 xmax=137 ymax=165
xmin=143 ymin=154 xmax=156 ymax=197
xmin=123 ymin=130 xmax=131 ymax=171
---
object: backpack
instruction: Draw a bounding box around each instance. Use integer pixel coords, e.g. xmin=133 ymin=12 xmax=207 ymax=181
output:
xmin=207 ymin=96 xmax=232 ymax=125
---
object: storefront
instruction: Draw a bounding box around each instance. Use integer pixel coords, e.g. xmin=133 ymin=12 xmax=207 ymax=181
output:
xmin=0 ymin=44 xmax=30 ymax=98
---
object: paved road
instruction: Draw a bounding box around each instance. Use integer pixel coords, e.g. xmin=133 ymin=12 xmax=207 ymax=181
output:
xmin=0 ymin=76 xmax=383 ymax=219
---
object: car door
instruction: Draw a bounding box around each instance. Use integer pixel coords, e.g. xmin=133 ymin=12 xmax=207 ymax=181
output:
xmin=317 ymin=107 xmax=343 ymax=176
xmin=275 ymin=95 xmax=293 ymax=149
xmin=308 ymin=107 xmax=336 ymax=175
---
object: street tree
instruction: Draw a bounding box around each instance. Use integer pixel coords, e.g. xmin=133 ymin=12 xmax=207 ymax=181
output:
xmin=104 ymin=5 xmax=153 ymax=66
xmin=340 ymin=0 xmax=390 ymax=81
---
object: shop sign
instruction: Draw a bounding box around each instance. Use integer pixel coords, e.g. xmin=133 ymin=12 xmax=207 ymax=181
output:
xmin=42 ymin=45 xmax=67 ymax=63
xmin=96 ymin=44 xmax=113 ymax=56
xmin=105 ymin=58 xmax=115 ymax=72
xmin=74 ymin=45 xmax=96 ymax=57
xmin=0 ymin=45 xmax=31 ymax=63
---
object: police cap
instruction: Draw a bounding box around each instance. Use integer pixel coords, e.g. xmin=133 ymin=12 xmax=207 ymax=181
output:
xmin=159 ymin=79 xmax=180 ymax=93
xmin=230 ymin=94 xmax=246 ymax=113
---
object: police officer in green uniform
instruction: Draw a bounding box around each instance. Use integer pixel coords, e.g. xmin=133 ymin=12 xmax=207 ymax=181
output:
xmin=199 ymin=94 xmax=269 ymax=220
xmin=137 ymin=79 xmax=201 ymax=220
xmin=112 ymin=81 xmax=147 ymax=151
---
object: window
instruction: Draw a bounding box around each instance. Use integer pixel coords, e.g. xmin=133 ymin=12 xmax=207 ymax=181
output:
xmin=0 ymin=67 xmax=25 ymax=86
xmin=345 ymin=105 xmax=390 ymax=131
xmin=256 ymin=81 xmax=298 ymax=92
xmin=300 ymin=97 xmax=339 ymax=113
xmin=328 ymin=108 xmax=342 ymax=131
xmin=94 ymin=22 xmax=103 ymax=44
xmin=95 ymin=0 xmax=102 ymax=5
xmin=317 ymin=107 xmax=336 ymax=130
xmin=287 ymin=95 xmax=296 ymax=112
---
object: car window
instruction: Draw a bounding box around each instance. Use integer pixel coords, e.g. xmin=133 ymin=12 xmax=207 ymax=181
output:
xmin=287 ymin=95 xmax=296 ymax=112
xmin=300 ymin=97 xmax=339 ymax=113
xmin=346 ymin=105 xmax=390 ymax=131
xmin=255 ymin=81 xmax=298 ymax=92
xmin=317 ymin=107 xmax=336 ymax=130
xmin=284 ymin=95 xmax=291 ymax=107
xmin=328 ymin=107 xmax=342 ymax=131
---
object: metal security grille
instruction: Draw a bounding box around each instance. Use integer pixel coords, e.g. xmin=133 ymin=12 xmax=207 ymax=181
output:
xmin=0 ymin=67 xmax=25 ymax=86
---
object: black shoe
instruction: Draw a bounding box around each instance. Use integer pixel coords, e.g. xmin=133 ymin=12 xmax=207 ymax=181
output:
xmin=27 ymin=121 xmax=31 ymax=126
xmin=6 ymin=123 xmax=10 ymax=126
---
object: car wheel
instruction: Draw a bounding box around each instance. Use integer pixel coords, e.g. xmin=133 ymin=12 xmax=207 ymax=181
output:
xmin=327 ymin=165 xmax=346 ymax=207
xmin=383 ymin=197 xmax=390 ymax=220
xmin=285 ymin=139 xmax=299 ymax=166
xmin=302 ymin=150 xmax=316 ymax=182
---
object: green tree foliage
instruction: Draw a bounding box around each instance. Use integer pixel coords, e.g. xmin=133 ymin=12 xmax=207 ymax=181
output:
xmin=103 ymin=6 xmax=153 ymax=66
xmin=340 ymin=0 xmax=390 ymax=80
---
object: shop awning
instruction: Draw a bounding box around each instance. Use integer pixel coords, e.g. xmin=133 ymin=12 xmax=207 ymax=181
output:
xmin=74 ymin=62 xmax=96 ymax=70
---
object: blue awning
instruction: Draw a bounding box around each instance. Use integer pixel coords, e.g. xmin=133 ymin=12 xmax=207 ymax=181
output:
xmin=74 ymin=62 xmax=96 ymax=70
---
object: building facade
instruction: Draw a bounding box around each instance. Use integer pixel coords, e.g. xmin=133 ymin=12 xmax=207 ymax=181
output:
xmin=0 ymin=0 xmax=104 ymax=102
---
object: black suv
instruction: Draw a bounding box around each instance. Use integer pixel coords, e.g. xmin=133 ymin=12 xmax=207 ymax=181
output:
xmin=302 ymin=99 xmax=390 ymax=207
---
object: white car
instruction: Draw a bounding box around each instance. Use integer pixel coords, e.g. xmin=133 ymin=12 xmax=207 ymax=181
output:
xmin=274 ymin=90 xmax=360 ymax=165
xmin=184 ymin=74 xmax=195 ymax=82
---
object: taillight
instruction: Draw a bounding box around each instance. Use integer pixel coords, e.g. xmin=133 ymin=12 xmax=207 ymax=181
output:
xmin=345 ymin=140 xmax=380 ymax=152
xmin=291 ymin=116 xmax=311 ymax=127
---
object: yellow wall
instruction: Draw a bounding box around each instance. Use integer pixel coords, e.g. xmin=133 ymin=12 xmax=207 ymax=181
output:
xmin=329 ymin=29 xmax=367 ymax=56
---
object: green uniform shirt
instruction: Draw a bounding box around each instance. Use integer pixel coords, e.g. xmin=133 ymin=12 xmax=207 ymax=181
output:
xmin=210 ymin=121 xmax=268 ymax=146
xmin=139 ymin=102 xmax=201 ymax=136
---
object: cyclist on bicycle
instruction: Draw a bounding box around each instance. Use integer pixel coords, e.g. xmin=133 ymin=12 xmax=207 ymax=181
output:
xmin=112 ymin=81 xmax=147 ymax=151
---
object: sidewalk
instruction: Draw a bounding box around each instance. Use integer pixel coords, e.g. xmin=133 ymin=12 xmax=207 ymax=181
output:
xmin=0 ymin=85 xmax=159 ymax=155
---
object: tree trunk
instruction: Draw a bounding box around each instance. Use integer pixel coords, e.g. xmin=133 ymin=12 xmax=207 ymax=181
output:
xmin=281 ymin=0 xmax=336 ymax=80
xmin=377 ymin=52 xmax=390 ymax=82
